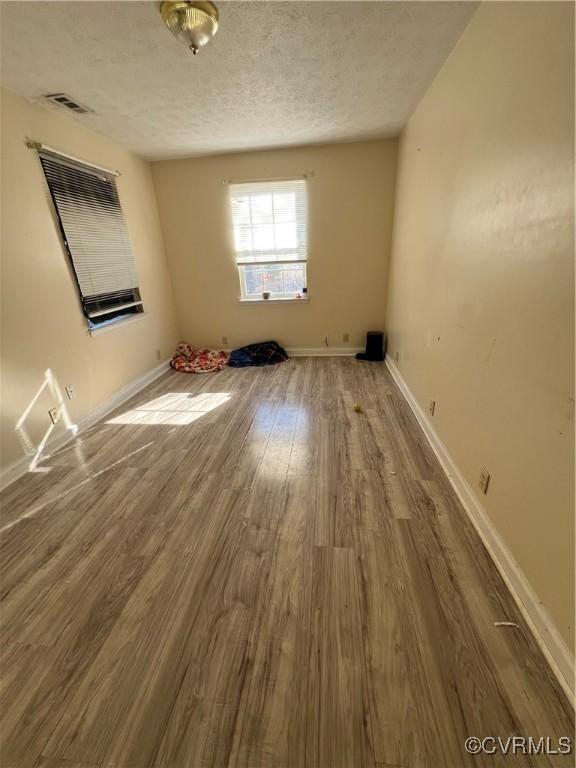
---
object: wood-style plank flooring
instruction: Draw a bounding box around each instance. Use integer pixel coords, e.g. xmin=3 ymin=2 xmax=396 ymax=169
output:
xmin=0 ymin=357 xmax=573 ymax=767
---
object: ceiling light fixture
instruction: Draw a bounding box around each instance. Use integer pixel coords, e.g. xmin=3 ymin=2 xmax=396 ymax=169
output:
xmin=160 ymin=1 xmax=219 ymax=55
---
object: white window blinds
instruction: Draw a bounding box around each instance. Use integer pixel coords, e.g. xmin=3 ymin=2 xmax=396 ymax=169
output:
xmin=229 ymin=179 xmax=307 ymax=264
xmin=39 ymin=152 xmax=143 ymax=326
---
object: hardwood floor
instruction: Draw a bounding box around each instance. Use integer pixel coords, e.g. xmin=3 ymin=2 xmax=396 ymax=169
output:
xmin=0 ymin=357 xmax=573 ymax=767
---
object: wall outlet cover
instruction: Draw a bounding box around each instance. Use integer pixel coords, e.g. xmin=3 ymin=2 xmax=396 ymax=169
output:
xmin=48 ymin=407 xmax=59 ymax=425
xmin=429 ymin=399 xmax=436 ymax=416
xmin=65 ymin=384 xmax=77 ymax=400
xmin=479 ymin=467 xmax=491 ymax=495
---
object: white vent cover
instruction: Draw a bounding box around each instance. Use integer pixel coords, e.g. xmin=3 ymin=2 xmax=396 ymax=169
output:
xmin=43 ymin=93 xmax=93 ymax=114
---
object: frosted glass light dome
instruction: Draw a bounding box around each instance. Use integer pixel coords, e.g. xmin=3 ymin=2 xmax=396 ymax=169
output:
xmin=160 ymin=1 xmax=219 ymax=55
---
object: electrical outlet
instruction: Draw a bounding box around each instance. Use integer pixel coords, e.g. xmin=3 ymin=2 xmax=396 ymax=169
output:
xmin=342 ymin=333 xmax=349 ymax=343
xmin=65 ymin=384 xmax=77 ymax=400
xmin=48 ymin=407 xmax=59 ymax=425
xmin=429 ymin=400 xmax=435 ymax=416
xmin=479 ymin=468 xmax=491 ymax=495
xmin=324 ymin=335 xmax=329 ymax=347
xmin=395 ymin=351 xmax=399 ymax=363
xmin=222 ymin=335 xmax=228 ymax=346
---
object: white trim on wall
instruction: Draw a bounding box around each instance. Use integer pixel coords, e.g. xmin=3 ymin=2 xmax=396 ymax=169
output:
xmin=385 ymin=355 xmax=575 ymax=702
xmin=0 ymin=359 xmax=171 ymax=492
xmin=287 ymin=347 xmax=363 ymax=357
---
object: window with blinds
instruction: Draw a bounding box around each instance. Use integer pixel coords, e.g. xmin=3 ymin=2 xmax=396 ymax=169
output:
xmin=39 ymin=152 xmax=143 ymax=329
xmin=229 ymin=179 xmax=308 ymax=301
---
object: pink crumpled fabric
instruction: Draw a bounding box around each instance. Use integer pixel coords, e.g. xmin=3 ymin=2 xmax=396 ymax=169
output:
xmin=170 ymin=343 xmax=229 ymax=374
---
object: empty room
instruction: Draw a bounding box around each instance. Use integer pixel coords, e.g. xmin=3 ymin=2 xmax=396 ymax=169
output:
xmin=0 ymin=1 xmax=574 ymax=766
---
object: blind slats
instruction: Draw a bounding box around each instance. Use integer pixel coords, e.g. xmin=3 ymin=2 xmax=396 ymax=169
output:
xmin=229 ymin=179 xmax=307 ymax=264
xmin=40 ymin=155 xmax=140 ymax=300
xmin=87 ymin=300 xmax=143 ymax=319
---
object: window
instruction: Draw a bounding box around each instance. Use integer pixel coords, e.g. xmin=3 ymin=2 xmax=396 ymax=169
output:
xmin=229 ymin=179 xmax=308 ymax=301
xmin=39 ymin=151 xmax=143 ymax=329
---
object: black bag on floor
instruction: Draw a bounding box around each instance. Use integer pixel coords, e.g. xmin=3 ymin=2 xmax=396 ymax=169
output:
xmin=228 ymin=340 xmax=289 ymax=367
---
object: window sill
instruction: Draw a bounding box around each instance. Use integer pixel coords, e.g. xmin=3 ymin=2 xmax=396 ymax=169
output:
xmin=88 ymin=313 xmax=147 ymax=336
xmin=239 ymin=297 xmax=309 ymax=305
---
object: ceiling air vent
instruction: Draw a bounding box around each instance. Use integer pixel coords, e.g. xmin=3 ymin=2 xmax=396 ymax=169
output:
xmin=43 ymin=93 xmax=93 ymax=114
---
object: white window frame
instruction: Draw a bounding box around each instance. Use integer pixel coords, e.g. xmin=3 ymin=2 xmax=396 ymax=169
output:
xmin=228 ymin=179 xmax=308 ymax=302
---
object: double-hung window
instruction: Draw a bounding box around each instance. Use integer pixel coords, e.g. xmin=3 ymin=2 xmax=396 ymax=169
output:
xmin=229 ymin=179 xmax=308 ymax=301
xmin=39 ymin=150 xmax=143 ymax=330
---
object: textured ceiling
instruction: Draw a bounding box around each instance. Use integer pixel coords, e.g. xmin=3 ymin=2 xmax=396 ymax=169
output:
xmin=0 ymin=1 xmax=477 ymax=160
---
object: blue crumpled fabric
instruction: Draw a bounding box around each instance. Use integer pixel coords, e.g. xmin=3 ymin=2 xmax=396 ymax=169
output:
xmin=228 ymin=340 xmax=288 ymax=367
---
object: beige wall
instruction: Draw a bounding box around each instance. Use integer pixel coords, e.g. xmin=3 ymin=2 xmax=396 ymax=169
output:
xmin=0 ymin=88 xmax=179 ymax=475
xmin=386 ymin=2 xmax=574 ymax=648
xmin=152 ymin=140 xmax=397 ymax=350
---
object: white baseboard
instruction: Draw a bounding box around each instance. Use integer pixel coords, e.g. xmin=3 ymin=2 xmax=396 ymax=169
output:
xmin=0 ymin=359 xmax=171 ymax=491
xmin=287 ymin=347 xmax=363 ymax=357
xmin=385 ymin=356 xmax=575 ymax=702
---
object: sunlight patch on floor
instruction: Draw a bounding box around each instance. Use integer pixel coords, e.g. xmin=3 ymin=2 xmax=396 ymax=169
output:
xmin=106 ymin=392 xmax=232 ymax=426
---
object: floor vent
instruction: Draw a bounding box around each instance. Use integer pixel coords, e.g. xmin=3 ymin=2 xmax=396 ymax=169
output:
xmin=43 ymin=93 xmax=93 ymax=114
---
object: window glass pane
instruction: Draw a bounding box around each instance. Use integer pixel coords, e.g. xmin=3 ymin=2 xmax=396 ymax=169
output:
xmin=283 ymin=265 xmax=306 ymax=293
xmin=262 ymin=266 xmax=284 ymax=295
xmin=241 ymin=264 xmax=264 ymax=297
xmin=240 ymin=263 xmax=306 ymax=299
xmin=250 ymin=194 xmax=273 ymax=224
